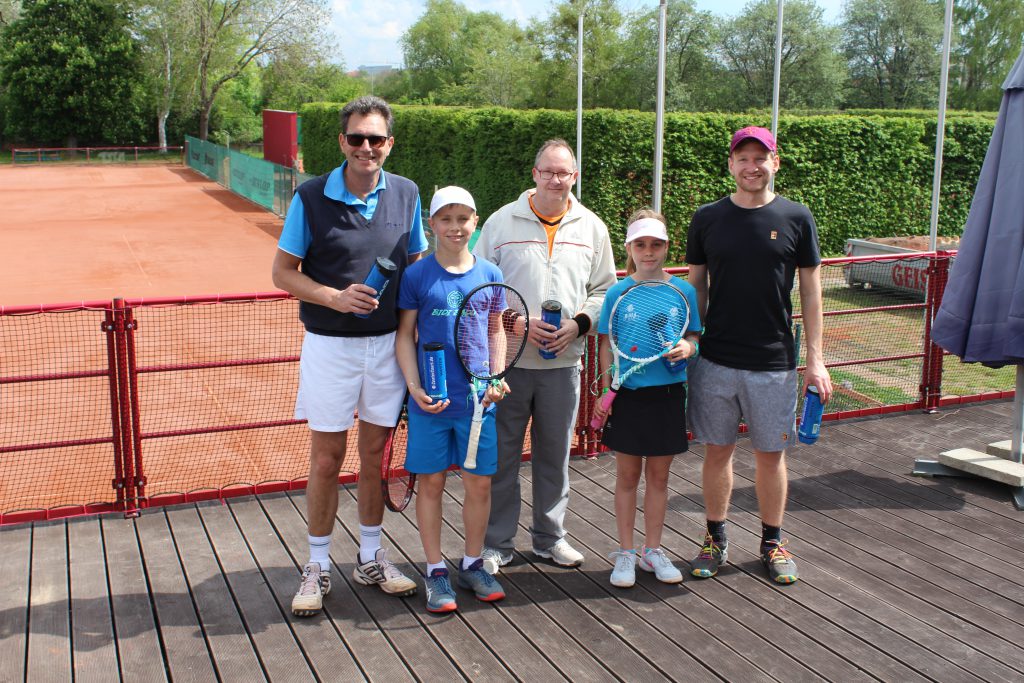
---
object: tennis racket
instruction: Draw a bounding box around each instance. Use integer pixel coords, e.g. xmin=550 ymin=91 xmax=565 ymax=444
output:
xmin=591 ymin=279 xmax=690 ymax=430
xmin=453 ymin=283 xmax=529 ymax=470
xmin=381 ymin=397 xmax=415 ymax=512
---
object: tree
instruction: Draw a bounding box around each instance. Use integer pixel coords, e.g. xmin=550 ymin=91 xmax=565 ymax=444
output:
xmin=950 ymin=0 xmax=1024 ymax=110
xmin=0 ymin=0 xmax=21 ymax=25
xmin=717 ymin=0 xmax=845 ymax=110
xmin=187 ymin=0 xmax=329 ymax=140
xmin=135 ymin=0 xmax=195 ymax=149
xmin=619 ymin=0 xmax=718 ymax=111
xmin=0 ymin=0 xmax=147 ymax=145
xmin=401 ymin=0 xmax=535 ymax=105
xmin=841 ymin=0 xmax=943 ymax=109
xmin=260 ymin=45 xmax=365 ymax=111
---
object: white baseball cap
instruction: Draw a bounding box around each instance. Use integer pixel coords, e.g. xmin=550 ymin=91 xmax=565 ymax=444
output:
xmin=624 ymin=217 xmax=668 ymax=244
xmin=429 ymin=185 xmax=476 ymax=217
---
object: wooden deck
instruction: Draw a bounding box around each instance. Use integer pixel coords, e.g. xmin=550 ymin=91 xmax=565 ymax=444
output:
xmin=3 ymin=402 xmax=1024 ymax=682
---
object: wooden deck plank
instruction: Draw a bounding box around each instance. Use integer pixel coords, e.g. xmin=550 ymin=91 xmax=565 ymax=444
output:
xmin=0 ymin=525 xmax=31 ymax=682
xmin=259 ymin=492 xmax=414 ymax=682
xmin=783 ymin=431 xmax=1024 ymax=582
xmin=67 ymin=518 xmax=118 ymax=682
xmin=566 ymin=459 xmax=882 ymax=683
xmin=165 ymin=504 xmax=266 ymax=682
xmin=197 ymin=498 xmax=315 ymax=681
xmin=102 ymin=515 xmax=167 ymax=682
xmin=670 ymin=449 xmax=1015 ymax=682
xmin=227 ymin=495 xmax=366 ymax=681
xmin=438 ymin=473 xmax=674 ymax=681
xmin=435 ymin=478 xmax=618 ymax=682
xmin=26 ymin=522 xmax=71 ymax=682
xmin=329 ymin=487 xmax=516 ymax=682
xmin=357 ymin=481 xmax=571 ymax=682
xmin=515 ymin=466 xmax=801 ymax=683
xmin=135 ymin=510 xmax=218 ymax=682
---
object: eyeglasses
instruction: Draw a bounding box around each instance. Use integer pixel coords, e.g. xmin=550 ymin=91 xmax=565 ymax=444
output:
xmin=535 ymin=169 xmax=575 ymax=182
xmin=343 ymin=133 xmax=389 ymax=148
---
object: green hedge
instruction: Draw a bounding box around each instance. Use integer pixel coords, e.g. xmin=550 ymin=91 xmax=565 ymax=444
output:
xmin=299 ymin=104 xmax=992 ymax=260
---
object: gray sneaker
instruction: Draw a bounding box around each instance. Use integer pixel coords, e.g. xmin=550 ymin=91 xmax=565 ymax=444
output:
xmin=481 ymin=547 xmax=514 ymax=575
xmin=690 ymin=534 xmax=728 ymax=579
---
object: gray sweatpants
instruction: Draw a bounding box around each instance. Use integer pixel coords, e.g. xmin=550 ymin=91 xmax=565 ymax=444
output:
xmin=485 ymin=365 xmax=581 ymax=551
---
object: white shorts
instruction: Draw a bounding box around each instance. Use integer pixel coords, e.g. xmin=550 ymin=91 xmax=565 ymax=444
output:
xmin=295 ymin=331 xmax=406 ymax=432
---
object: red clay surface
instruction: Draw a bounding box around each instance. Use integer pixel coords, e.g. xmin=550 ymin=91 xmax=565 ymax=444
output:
xmin=0 ymin=164 xmax=282 ymax=306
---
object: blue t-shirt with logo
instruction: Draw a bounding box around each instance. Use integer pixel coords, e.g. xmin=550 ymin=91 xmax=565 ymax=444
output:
xmin=597 ymin=275 xmax=702 ymax=388
xmin=398 ymin=255 xmax=503 ymax=417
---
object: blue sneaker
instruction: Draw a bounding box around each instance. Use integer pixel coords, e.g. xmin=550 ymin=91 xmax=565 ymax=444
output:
xmin=457 ymin=559 xmax=506 ymax=602
xmin=424 ymin=568 xmax=458 ymax=613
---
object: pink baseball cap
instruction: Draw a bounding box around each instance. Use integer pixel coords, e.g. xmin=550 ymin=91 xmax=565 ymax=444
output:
xmin=730 ymin=126 xmax=777 ymax=153
xmin=624 ymin=217 xmax=668 ymax=244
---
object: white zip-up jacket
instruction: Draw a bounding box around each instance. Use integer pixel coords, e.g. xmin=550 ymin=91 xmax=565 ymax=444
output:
xmin=473 ymin=189 xmax=618 ymax=370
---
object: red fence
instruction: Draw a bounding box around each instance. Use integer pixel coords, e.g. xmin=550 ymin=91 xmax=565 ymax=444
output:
xmin=1 ymin=252 xmax=1014 ymax=524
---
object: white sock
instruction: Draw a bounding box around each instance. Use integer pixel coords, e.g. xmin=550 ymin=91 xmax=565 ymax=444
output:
xmin=426 ymin=561 xmax=447 ymax=576
xmin=359 ymin=524 xmax=382 ymax=564
xmin=308 ymin=534 xmax=331 ymax=571
xmin=462 ymin=555 xmax=481 ymax=570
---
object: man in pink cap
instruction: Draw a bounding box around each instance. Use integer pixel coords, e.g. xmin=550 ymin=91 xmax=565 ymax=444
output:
xmin=685 ymin=126 xmax=833 ymax=584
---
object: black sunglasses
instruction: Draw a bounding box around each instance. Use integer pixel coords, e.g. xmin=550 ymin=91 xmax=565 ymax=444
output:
xmin=343 ymin=133 xmax=389 ymax=149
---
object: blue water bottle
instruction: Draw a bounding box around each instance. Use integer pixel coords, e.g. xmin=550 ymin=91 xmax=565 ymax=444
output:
xmin=798 ymin=386 xmax=824 ymax=444
xmin=355 ymin=257 xmax=397 ymax=319
xmin=539 ymin=300 xmax=562 ymax=360
xmin=422 ymin=342 xmax=447 ymax=401
xmin=649 ymin=313 xmax=685 ymax=373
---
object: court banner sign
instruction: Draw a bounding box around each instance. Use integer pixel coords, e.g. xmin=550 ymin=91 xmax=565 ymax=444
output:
xmin=229 ymin=150 xmax=275 ymax=211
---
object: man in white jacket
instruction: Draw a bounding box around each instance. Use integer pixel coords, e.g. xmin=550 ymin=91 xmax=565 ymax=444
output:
xmin=473 ymin=139 xmax=618 ymax=573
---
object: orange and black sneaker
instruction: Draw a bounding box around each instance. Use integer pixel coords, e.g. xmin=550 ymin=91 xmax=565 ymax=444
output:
xmin=761 ymin=539 xmax=799 ymax=584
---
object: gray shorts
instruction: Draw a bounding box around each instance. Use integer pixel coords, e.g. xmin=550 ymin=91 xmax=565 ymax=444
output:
xmin=688 ymin=357 xmax=797 ymax=453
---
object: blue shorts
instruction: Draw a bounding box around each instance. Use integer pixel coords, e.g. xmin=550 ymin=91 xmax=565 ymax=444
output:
xmin=406 ymin=408 xmax=498 ymax=475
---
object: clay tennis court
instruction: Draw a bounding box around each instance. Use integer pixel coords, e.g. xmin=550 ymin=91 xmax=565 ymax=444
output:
xmin=0 ymin=164 xmax=280 ymax=305
xmin=0 ymin=162 xmax=311 ymax=516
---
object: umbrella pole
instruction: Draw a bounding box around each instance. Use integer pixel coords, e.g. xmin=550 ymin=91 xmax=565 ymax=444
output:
xmin=1013 ymin=368 xmax=1024 ymax=508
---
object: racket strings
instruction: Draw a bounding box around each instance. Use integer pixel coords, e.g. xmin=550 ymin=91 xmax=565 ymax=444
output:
xmin=455 ymin=285 xmax=529 ymax=380
xmin=609 ymin=287 xmax=688 ymax=363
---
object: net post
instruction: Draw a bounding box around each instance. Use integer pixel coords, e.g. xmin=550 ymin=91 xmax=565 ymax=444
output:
xmin=112 ymin=298 xmax=141 ymax=517
xmin=103 ymin=305 xmax=127 ymax=511
xmin=123 ymin=302 xmax=146 ymax=509
xmin=920 ymin=252 xmax=951 ymax=411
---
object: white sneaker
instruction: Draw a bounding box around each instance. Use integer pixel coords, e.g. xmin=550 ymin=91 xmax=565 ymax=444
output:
xmin=532 ymin=539 xmax=584 ymax=567
xmin=638 ymin=546 xmax=683 ymax=584
xmin=291 ymin=562 xmax=330 ymax=616
xmin=609 ymin=550 xmax=636 ymax=588
xmin=352 ymin=548 xmax=418 ymax=596
xmin=481 ymin=547 xmax=514 ymax=575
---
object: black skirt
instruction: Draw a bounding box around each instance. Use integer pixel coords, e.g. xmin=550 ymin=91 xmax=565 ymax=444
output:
xmin=600 ymin=382 xmax=688 ymax=456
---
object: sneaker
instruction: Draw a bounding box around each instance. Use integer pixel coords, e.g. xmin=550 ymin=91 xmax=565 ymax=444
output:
xmin=690 ymin=534 xmax=728 ymax=579
xmin=608 ymin=550 xmax=636 ymax=588
xmin=639 ymin=547 xmax=683 ymax=584
xmin=352 ymin=548 xmax=418 ymax=596
xmin=761 ymin=539 xmax=799 ymax=584
xmin=424 ymin=568 xmax=458 ymax=613
xmin=291 ymin=562 xmax=330 ymax=617
xmin=481 ymin=547 xmax=514 ymax=575
xmin=532 ymin=539 xmax=584 ymax=567
xmin=457 ymin=559 xmax=506 ymax=601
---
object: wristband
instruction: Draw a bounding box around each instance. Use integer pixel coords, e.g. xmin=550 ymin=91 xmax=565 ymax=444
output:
xmin=690 ymin=340 xmax=700 ymax=358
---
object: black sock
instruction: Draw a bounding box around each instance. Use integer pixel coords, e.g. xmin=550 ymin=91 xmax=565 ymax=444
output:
xmin=707 ymin=520 xmax=727 ymax=546
xmin=761 ymin=523 xmax=782 ymax=551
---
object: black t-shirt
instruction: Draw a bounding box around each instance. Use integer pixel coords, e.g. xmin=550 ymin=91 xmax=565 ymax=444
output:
xmin=685 ymin=196 xmax=821 ymax=371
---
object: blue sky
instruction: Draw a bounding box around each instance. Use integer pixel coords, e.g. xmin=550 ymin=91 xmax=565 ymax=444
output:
xmin=329 ymin=0 xmax=846 ymax=69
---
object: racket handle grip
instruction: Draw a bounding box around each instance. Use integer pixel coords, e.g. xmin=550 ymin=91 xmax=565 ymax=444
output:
xmin=465 ymin=416 xmax=483 ymax=470
xmin=589 ymin=390 xmax=618 ymax=430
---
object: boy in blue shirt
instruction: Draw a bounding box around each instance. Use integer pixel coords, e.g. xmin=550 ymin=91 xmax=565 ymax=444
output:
xmin=396 ymin=187 xmax=507 ymax=613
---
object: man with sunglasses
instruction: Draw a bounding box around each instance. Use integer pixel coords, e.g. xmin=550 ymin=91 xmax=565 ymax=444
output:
xmin=473 ymin=139 xmax=617 ymax=573
xmin=273 ymin=96 xmax=428 ymax=616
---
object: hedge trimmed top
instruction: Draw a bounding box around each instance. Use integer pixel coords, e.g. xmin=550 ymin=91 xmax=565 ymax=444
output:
xmin=300 ymin=103 xmax=990 ymax=260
